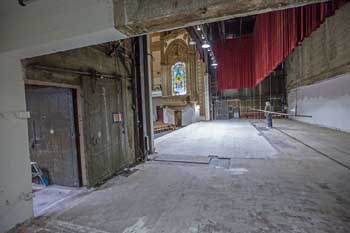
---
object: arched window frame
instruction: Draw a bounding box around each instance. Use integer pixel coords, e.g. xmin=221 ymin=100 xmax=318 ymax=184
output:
xmin=171 ymin=62 xmax=186 ymax=96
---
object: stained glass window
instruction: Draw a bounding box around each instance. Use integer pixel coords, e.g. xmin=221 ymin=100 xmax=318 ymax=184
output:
xmin=172 ymin=62 xmax=186 ymax=96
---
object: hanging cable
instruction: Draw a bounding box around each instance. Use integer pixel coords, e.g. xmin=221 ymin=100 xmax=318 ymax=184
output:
xmin=270 ymin=73 xmax=272 ymax=104
xmin=253 ymin=84 xmax=256 ymax=119
xmin=259 ymin=83 xmax=262 ymax=118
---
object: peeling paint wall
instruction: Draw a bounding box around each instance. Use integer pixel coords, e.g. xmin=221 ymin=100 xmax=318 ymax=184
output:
xmin=23 ymin=41 xmax=136 ymax=186
xmin=286 ymin=4 xmax=350 ymax=131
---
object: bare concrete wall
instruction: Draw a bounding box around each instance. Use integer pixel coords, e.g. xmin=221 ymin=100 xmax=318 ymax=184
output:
xmin=24 ymin=42 xmax=136 ymax=186
xmin=0 ymin=0 xmax=125 ymax=58
xmin=0 ymin=56 xmax=33 ymax=232
xmin=114 ymin=0 xmax=326 ymax=35
xmin=288 ymin=74 xmax=350 ymax=132
xmin=286 ymin=3 xmax=350 ymax=131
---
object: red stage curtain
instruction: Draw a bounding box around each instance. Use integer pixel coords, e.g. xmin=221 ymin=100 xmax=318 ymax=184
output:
xmin=214 ymin=0 xmax=348 ymax=90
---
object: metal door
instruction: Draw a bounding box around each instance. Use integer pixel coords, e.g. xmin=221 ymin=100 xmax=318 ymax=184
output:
xmin=26 ymin=86 xmax=80 ymax=187
xmin=83 ymin=79 xmax=123 ymax=185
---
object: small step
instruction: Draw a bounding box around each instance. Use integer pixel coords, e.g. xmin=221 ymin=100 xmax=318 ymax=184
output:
xmin=153 ymin=154 xmax=211 ymax=164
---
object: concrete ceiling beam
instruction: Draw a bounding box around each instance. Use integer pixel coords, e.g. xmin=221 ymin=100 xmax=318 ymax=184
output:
xmin=114 ymin=0 xmax=328 ymax=36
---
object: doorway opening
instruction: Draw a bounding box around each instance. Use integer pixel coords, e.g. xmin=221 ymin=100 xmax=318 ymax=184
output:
xmin=25 ymin=84 xmax=86 ymax=217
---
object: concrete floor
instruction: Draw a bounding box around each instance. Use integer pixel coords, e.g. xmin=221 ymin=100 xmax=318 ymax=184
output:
xmin=14 ymin=119 xmax=350 ymax=233
xmin=32 ymin=185 xmax=88 ymax=217
xmin=154 ymin=120 xmax=277 ymax=159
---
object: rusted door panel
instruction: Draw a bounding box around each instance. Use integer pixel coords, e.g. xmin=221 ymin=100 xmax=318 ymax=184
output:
xmin=83 ymin=79 xmax=123 ymax=185
xmin=26 ymin=86 xmax=80 ymax=187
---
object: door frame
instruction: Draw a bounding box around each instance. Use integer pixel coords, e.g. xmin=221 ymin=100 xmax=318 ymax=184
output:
xmin=24 ymin=79 xmax=88 ymax=186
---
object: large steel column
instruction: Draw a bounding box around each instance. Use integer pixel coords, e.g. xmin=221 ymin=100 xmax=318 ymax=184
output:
xmin=137 ymin=36 xmax=155 ymax=156
xmin=145 ymin=35 xmax=155 ymax=154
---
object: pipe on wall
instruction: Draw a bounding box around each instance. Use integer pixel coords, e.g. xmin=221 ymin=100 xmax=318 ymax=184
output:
xmin=30 ymin=65 xmax=122 ymax=80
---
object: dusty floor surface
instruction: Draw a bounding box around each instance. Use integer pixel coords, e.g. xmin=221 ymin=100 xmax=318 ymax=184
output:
xmin=13 ymin=120 xmax=350 ymax=233
xmin=155 ymin=120 xmax=277 ymax=159
xmin=32 ymin=185 xmax=88 ymax=217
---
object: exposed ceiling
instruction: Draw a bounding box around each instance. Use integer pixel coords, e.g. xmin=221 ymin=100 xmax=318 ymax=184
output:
xmin=206 ymin=16 xmax=256 ymax=42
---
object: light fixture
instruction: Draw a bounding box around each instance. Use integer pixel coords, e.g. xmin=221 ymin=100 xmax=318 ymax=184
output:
xmin=211 ymin=63 xmax=218 ymax=67
xmin=189 ymin=40 xmax=196 ymax=45
xmin=202 ymin=42 xmax=210 ymax=49
xmin=197 ymin=26 xmax=201 ymax=31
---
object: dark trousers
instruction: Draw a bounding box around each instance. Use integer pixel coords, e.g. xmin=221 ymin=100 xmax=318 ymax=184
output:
xmin=266 ymin=113 xmax=273 ymax=128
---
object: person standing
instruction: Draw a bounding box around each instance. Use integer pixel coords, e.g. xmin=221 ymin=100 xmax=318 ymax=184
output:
xmin=264 ymin=101 xmax=272 ymax=128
